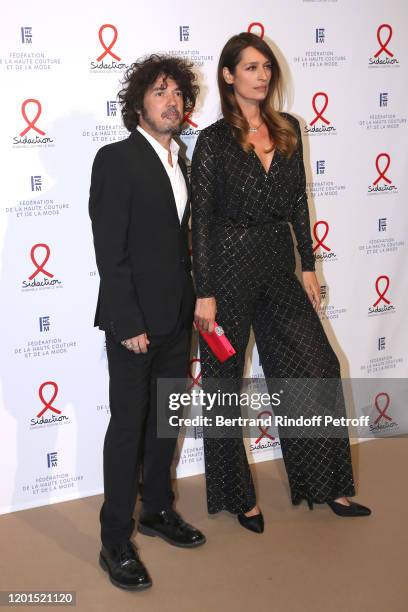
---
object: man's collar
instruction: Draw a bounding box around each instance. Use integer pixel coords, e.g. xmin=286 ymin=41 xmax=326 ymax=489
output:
xmin=136 ymin=125 xmax=179 ymax=157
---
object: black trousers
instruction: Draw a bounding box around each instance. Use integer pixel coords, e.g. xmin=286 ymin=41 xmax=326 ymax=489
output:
xmin=100 ymin=289 xmax=193 ymax=547
xmin=199 ymin=244 xmax=356 ymax=515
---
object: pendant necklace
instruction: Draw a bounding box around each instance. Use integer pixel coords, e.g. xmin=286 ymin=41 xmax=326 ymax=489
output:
xmin=248 ymin=120 xmax=264 ymax=133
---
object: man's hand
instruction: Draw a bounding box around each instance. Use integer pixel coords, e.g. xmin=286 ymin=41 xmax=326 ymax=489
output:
xmin=121 ymin=333 xmax=150 ymax=353
xmin=194 ymin=297 xmax=217 ymax=333
xmin=302 ymin=271 xmax=321 ymax=312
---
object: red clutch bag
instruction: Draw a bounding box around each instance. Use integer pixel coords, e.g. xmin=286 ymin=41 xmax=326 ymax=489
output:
xmin=198 ymin=322 xmax=236 ymax=363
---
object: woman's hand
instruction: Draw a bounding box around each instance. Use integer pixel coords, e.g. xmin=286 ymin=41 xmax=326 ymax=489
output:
xmin=302 ymin=271 xmax=321 ymax=312
xmin=194 ymin=297 xmax=217 ymax=333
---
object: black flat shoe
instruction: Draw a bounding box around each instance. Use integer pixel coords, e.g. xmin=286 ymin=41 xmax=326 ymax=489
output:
xmin=99 ymin=541 xmax=152 ymax=591
xmin=237 ymin=512 xmax=264 ymax=533
xmin=327 ymin=500 xmax=372 ymax=517
xmin=138 ymin=509 xmax=206 ymax=548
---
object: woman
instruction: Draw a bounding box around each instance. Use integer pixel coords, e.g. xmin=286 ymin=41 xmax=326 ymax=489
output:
xmin=191 ymin=32 xmax=371 ymax=533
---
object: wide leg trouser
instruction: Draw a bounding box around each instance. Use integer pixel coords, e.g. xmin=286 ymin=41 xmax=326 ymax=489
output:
xmin=199 ymin=269 xmax=356 ymax=515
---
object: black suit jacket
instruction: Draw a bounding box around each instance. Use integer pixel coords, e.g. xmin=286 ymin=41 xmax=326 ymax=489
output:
xmin=89 ymin=129 xmax=194 ymax=342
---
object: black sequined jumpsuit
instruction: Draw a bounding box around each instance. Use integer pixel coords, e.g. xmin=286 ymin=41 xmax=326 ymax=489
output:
xmin=191 ymin=114 xmax=356 ymax=514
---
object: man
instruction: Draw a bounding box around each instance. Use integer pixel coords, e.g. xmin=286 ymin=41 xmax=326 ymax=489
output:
xmin=89 ymin=54 xmax=205 ymax=592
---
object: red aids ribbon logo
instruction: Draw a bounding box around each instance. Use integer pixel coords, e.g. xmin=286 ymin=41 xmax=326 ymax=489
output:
xmin=255 ymin=410 xmax=274 ymax=444
xmin=374 ymin=392 xmax=391 ymax=424
xmin=373 ymin=153 xmax=392 ymax=186
xmin=247 ymin=22 xmax=265 ymax=39
xmin=374 ymin=24 xmax=394 ymax=58
xmin=187 ymin=358 xmax=202 ymax=391
xmin=312 ymin=221 xmax=331 ymax=252
xmin=29 ymin=244 xmax=54 ymax=280
xmin=183 ymin=111 xmax=198 ymax=128
xmin=373 ymin=275 xmax=391 ymax=307
xmin=97 ymin=24 xmax=121 ymax=62
xmin=310 ymin=92 xmax=330 ymax=126
xmin=37 ymin=381 xmax=61 ymax=418
xmin=20 ymin=99 xmax=45 ymax=137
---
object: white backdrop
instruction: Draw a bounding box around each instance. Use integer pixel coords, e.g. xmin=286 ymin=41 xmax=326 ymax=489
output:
xmin=0 ymin=0 xmax=407 ymax=514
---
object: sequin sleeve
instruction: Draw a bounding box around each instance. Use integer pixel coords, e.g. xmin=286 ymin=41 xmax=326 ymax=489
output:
xmin=290 ymin=119 xmax=316 ymax=272
xmin=191 ymin=130 xmax=217 ymax=297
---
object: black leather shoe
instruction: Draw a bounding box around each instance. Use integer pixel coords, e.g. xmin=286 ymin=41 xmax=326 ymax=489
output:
xmin=327 ymin=500 xmax=372 ymax=517
xmin=99 ymin=541 xmax=152 ymax=591
xmin=138 ymin=509 xmax=206 ymax=548
xmin=237 ymin=512 xmax=264 ymax=533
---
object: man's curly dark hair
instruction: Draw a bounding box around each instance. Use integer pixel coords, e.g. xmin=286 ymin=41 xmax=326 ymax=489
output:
xmin=118 ymin=54 xmax=199 ymax=131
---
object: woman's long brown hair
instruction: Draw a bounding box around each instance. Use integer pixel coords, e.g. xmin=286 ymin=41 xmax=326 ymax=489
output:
xmin=217 ymin=32 xmax=297 ymax=157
